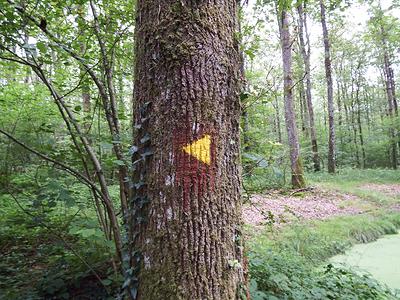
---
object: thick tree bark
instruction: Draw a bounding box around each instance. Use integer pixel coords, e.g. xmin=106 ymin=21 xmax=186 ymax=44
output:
xmin=279 ymin=9 xmax=306 ymax=188
xmin=297 ymin=3 xmax=320 ymax=171
xmin=320 ymin=0 xmax=336 ymax=173
xmin=129 ymin=1 xmax=247 ymax=299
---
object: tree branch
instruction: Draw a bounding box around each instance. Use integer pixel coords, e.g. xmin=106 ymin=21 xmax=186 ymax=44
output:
xmin=0 ymin=128 xmax=103 ymax=198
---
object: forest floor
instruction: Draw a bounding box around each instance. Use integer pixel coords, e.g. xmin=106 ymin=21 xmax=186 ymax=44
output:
xmin=243 ymin=169 xmax=400 ymax=227
xmin=245 ymin=169 xmax=400 ymax=298
xmin=243 ymin=183 xmax=400 ymax=227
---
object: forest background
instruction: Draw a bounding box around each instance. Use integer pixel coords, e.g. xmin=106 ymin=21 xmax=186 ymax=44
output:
xmin=0 ymin=0 xmax=399 ymax=299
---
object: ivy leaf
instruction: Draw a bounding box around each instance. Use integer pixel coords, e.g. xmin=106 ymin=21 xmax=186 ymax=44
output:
xmin=113 ymin=160 xmax=126 ymax=166
xmin=141 ymin=149 xmax=154 ymax=158
xmin=134 ymin=181 xmax=145 ymax=190
xmin=48 ymin=200 xmax=57 ymax=208
xmin=36 ymin=41 xmax=47 ymax=54
xmin=240 ymin=92 xmax=250 ymax=101
xmin=244 ymin=49 xmax=256 ymax=60
xmin=130 ymin=287 xmax=138 ymax=299
xmin=132 ymin=158 xmax=143 ymax=166
xmin=122 ymin=278 xmax=131 ymax=289
xmin=129 ymin=145 xmax=138 ymax=155
xmin=101 ymin=279 xmax=112 ymax=286
xmin=101 ymin=142 xmax=113 ymax=151
xmin=140 ymin=133 xmax=150 ymax=144
xmin=58 ymin=188 xmax=75 ymax=207
xmin=79 ymin=228 xmax=96 ymax=238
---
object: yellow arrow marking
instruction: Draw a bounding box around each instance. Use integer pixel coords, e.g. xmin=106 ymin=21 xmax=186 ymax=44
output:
xmin=182 ymin=134 xmax=211 ymax=165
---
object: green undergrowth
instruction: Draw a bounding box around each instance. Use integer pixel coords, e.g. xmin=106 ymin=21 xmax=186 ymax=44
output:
xmin=248 ymin=212 xmax=400 ymax=299
xmin=0 ymin=189 xmax=123 ymax=300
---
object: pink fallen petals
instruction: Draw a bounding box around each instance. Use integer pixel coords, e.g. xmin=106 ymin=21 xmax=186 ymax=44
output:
xmin=243 ymin=188 xmax=362 ymax=227
xmin=359 ymin=183 xmax=400 ymax=198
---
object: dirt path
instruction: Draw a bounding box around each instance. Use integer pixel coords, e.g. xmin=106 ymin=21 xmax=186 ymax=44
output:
xmin=359 ymin=183 xmax=400 ymax=198
xmin=243 ymin=184 xmax=400 ymax=227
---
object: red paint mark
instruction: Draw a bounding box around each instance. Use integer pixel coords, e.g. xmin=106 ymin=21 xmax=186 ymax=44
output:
xmin=173 ymin=123 xmax=216 ymax=212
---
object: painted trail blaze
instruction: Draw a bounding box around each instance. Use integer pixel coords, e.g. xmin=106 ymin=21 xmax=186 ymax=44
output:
xmin=173 ymin=131 xmax=216 ymax=211
xmin=182 ymin=134 xmax=211 ymax=165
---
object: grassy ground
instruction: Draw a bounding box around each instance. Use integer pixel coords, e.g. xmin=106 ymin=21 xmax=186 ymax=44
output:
xmin=248 ymin=168 xmax=400 ymax=299
xmin=308 ymin=168 xmax=400 ymax=205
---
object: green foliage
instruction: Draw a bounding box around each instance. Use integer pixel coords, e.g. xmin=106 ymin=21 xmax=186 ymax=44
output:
xmin=309 ymin=167 xmax=400 ymax=184
xmin=0 ymin=0 xmax=399 ymax=298
xmin=242 ymin=143 xmax=289 ymax=192
xmin=0 ymin=169 xmax=123 ymax=299
xmin=249 ymin=251 xmax=398 ymax=300
xmin=248 ymin=212 xmax=400 ymax=299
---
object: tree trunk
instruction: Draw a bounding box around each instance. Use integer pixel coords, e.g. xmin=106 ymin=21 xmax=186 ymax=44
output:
xmin=118 ymin=59 xmax=127 ymax=119
xmin=362 ymin=87 xmax=371 ymax=131
xmin=77 ymin=5 xmax=91 ymax=133
xmin=320 ymin=0 xmax=336 ymax=173
xmin=279 ymin=8 xmax=306 ymax=188
xmin=129 ymin=1 xmax=247 ymax=299
xmin=298 ymin=75 xmax=309 ymax=137
xmin=350 ymin=77 xmax=360 ymax=167
xmin=298 ymin=84 xmax=306 ymax=134
xmin=341 ymin=80 xmax=352 ymax=144
xmin=335 ymin=60 xmax=344 ymax=148
xmin=356 ymin=81 xmax=366 ymax=168
xmin=383 ymin=60 xmax=398 ymax=169
xmin=388 ymin=65 xmax=400 ymax=156
xmin=297 ymin=3 xmax=320 ymax=172
xmin=380 ymin=22 xmax=398 ymax=169
xmin=388 ymin=61 xmax=398 ymax=116
xmin=353 ymin=60 xmax=366 ymax=168
xmin=273 ymin=93 xmax=283 ymax=143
